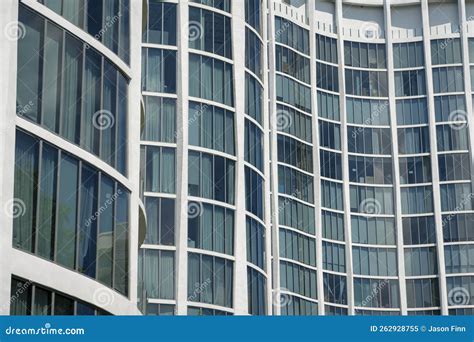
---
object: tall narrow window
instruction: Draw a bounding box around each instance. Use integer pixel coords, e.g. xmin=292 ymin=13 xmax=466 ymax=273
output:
xmin=36 ymin=144 xmax=58 ymax=260
xmin=79 ymin=166 xmax=98 ymax=278
xmin=97 ymin=175 xmax=115 ymax=287
xmin=114 ymin=186 xmax=129 ymax=295
xmin=42 ymin=22 xmax=63 ymax=132
xmin=17 ymin=6 xmax=43 ymax=122
xmin=82 ymin=49 xmax=102 ymax=155
xmin=56 ymin=154 xmax=79 ymax=269
xmin=13 ymin=131 xmax=39 ymax=252
xmin=61 ymin=33 xmax=83 ymax=144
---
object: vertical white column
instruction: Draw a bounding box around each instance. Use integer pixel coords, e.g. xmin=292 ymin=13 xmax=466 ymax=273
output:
xmin=334 ymin=0 xmax=355 ymax=315
xmin=261 ymin=0 xmax=274 ymax=316
xmin=0 ymin=0 xmax=19 ymax=316
xmin=420 ymin=0 xmax=448 ymax=315
xmin=307 ymin=0 xmax=325 ymax=316
xmin=267 ymin=0 xmax=282 ymax=316
xmin=232 ymin=0 xmax=249 ymax=315
xmin=175 ymin=0 xmax=190 ymax=316
xmin=383 ymin=0 xmax=408 ymax=315
xmin=127 ymin=0 xmax=143 ymax=313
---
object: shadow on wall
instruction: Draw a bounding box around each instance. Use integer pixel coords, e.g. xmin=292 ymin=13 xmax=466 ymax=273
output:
xmin=281 ymin=0 xmax=307 ymax=9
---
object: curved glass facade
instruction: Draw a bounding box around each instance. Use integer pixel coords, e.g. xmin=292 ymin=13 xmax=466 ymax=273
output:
xmin=37 ymin=0 xmax=130 ymax=64
xmin=267 ymin=0 xmax=474 ymax=316
xmin=6 ymin=0 xmax=137 ymax=316
xmin=139 ymin=0 xmax=178 ymax=315
xmin=17 ymin=5 xmax=129 ymax=175
xmin=273 ymin=14 xmax=318 ymax=315
xmin=5 ymin=0 xmax=474 ymax=317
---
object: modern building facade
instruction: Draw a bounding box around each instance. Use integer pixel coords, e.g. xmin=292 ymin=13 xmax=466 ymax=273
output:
xmin=137 ymin=0 xmax=474 ymax=316
xmin=0 ymin=0 xmax=144 ymax=315
xmin=1 ymin=0 xmax=474 ymax=316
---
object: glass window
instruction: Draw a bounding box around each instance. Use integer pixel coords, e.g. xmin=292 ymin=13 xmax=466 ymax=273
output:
xmin=17 ymin=6 xmax=129 ymax=174
xmin=247 ymin=267 xmax=267 ymax=315
xmin=37 ymin=144 xmax=58 ymax=260
xmin=279 ymin=197 xmax=315 ymax=234
xmin=146 ymin=1 xmax=177 ymax=45
xmin=56 ymin=154 xmax=79 ymax=268
xmin=189 ymin=102 xmax=235 ymax=155
xmin=188 ymin=151 xmax=235 ymax=205
xmin=142 ymin=249 xmax=175 ymax=299
xmin=13 ymin=130 xmax=130 ymax=295
xmin=17 ymin=5 xmax=44 ymax=122
xmin=188 ymin=253 xmax=233 ymax=308
xmin=143 ymin=146 xmax=176 ymax=194
xmin=323 ymin=273 xmax=347 ymax=305
xmin=189 ymin=53 xmax=234 ymax=107
xmin=188 ymin=202 xmax=234 ymax=255
xmin=245 ymin=167 xmax=265 ymax=219
xmin=13 ymin=131 xmax=39 ymax=253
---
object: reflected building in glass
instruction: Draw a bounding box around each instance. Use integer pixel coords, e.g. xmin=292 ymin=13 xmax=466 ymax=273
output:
xmin=1 ymin=0 xmax=474 ymax=316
